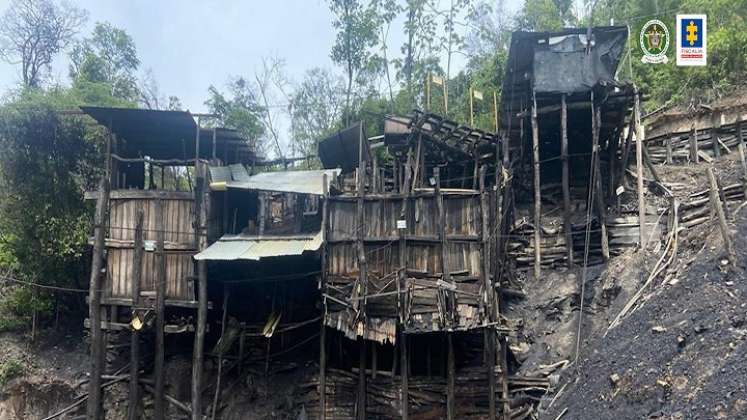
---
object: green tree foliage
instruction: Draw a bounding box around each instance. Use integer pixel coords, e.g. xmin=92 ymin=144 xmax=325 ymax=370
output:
xmin=516 ymin=0 xmax=576 ymax=32
xmin=205 ymin=78 xmax=266 ymax=156
xmin=328 ymin=0 xmax=380 ymax=123
xmin=0 ymin=88 xmax=106 ymax=322
xmin=289 ymin=68 xmax=346 ymax=164
xmin=69 ymin=22 xmax=140 ymax=103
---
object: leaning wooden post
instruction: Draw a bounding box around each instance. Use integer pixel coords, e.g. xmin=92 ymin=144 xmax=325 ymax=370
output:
xmin=320 ymin=174 xmax=329 ymax=420
xmin=592 ymin=100 xmax=610 ymax=260
xmin=154 ymin=197 xmax=167 ymax=420
xmin=561 ymin=94 xmax=573 ymax=267
xmin=706 ymin=167 xmax=734 ymax=261
xmin=128 ymin=209 xmax=144 ymax=420
xmin=634 ymin=89 xmax=647 ymax=249
xmin=87 ymin=178 xmax=110 ymax=420
xmin=712 ymin=112 xmax=722 ymax=159
xmin=531 ymin=90 xmax=542 ymax=278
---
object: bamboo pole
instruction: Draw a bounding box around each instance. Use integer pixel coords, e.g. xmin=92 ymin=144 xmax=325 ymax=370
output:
xmin=531 ymin=90 xmax=542 ymax=278
xmin=128 ymin=210 xmax=144 ymax=420
xmin=86 ymin=178 xmax=110 ymax=420
xmin=592 ymin=101 xmax=610 ymax=260
xmin=355 ymin=123 xmax=367 ymax=420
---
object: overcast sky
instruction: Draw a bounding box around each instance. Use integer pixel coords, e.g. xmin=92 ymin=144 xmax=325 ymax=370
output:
xmin=0 ymin=0 xmax=522 ymax=154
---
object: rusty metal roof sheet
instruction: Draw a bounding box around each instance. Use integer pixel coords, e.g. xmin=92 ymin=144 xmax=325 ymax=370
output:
xmin=223 ymin=169 xmax=340 ymax=195
xmin=194 ymin=232 xmax=322 ymax=261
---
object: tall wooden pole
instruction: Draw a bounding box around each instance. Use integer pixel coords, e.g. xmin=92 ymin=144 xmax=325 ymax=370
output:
xmin=592 ymin=97 xmax=610 ymax=260
xmin=706 ymin=167 xmax=735 ymax=261
xmin=469 ymin=87 xmax=475 ymax=127
xmin=398 ymin=154 xmax=410 ymax=419
xmin=355 ymin=123 xmax=368 ymax=420
xmin=320 ymin=174 xmax=329 ymax=420
xmin=191 ymin=123 xmax=209 ymax=420
xmin=154 ymin=197 xmax=167 ymax=420
xmin=634 ymin=89 xmax=646 ymax=248
xmin=561 ymin=94 xmax=573 ymax=267
xmin=493 ymin=91 xmax=499 ymax=132
xmin=87 ymin=178 xmax=110 ymax=420
xmin=531 ymin=90 xmax=542 ymax=279
xmin=447 ymin=332 xmax=456 ymax=420
xmin=128 ymin=210 xmax=144 ymax=420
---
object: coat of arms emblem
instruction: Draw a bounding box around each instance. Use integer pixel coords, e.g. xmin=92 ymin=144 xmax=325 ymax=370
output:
xmin=640 ymin=20 xmax=670 ymax=64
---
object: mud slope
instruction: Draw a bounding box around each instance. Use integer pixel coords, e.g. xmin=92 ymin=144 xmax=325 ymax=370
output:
xmin=545 ymin=212 xmax=747 ymax=420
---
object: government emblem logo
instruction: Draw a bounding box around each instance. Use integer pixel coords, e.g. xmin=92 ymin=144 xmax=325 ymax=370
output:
xmin=676 ymin=14 xmax=707 ymax=66
xmin=640 ymin=20 xmax=670 ymax=64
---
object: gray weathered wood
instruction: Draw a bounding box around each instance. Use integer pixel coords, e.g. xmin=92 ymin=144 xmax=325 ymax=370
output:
xmin=128 ymin=209 xmax=144 ymax=420
xmin=706 ymin=168 xmax=734 ymax=260
xmin=634 ymin=91 xmax=646 ymax=248
xmin=561 ymin=95 xmax=573 ymax=267
xmin=87 ymin=178 xmax=110 ymax=420
xmin=154 ymin=197 xmax=166 ymax=420
xmin=531 ymin=90 xmax=542 ymax=278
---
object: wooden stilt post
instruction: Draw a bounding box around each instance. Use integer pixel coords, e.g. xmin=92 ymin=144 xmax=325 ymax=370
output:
xmin=634 ymin=90 xmax=647 ymax=248
xmin=210 ymin=286 xmax=230 ymax=420
xmin=561 ymin=94 xmax=573 ymax=267
xmin=689 ymin=125 xmax=699 ymax=164
xmin=401 ymin=332 xmax=409 ymax=420
xmin=320 ymin=174 xmax=329 ymax=420
xmin=357 ymin=337 xmax=367 ymax=420
xmin=706 ymin=167 xmax=734 ymax=261
xmin=665 ymin=130 xmax=673 ymax=164
xmin=355 ymin=122 xmax=368 ymax=420
xmin=531 ymin=90 xmax=542 ymax=278
xmin=128 ymin=209 xmax=144 ymax=420
xmin=192 ymin=162 xmax=207 ymax=420
xmin=712 ymin=112 xmax=722 ymax=159
xmin=479 ymin=166 xmax=496 ymax=419
xmin=592 ymin=99 xmax=610 ymax=260
xmin=87 ymin=178 xmax=110 ymax=420
xmin=447 ymin=332 xmax=456 ymax=420
xmin=736 ymin=116 xmax=747 ymax=199
xmin=499 ymin=336 xmax=510 ymax=419
xmin=154 ymin=197 xmax=166 ymax=420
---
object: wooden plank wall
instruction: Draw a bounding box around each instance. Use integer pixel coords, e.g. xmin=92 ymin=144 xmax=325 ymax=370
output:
xmin=103 ymin=193 xmax=199 ymax=302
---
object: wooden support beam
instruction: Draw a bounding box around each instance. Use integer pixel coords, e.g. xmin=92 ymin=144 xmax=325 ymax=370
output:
xmin=634 ymin=90 xmax=647 ymax=248
xmin=210 ymin=286 xmax=230 ymax=420
xmin=434 ymin=167 xmax=454 ymax=325
xmin=154 ymin=198 xmax=166 ymax=420
xmin=357 ymin=337 xmax=367 ymax=420
xmin=320 ymin=174 xmax=329 ymax=420
xmin=400 ymin=332 xmax=409 ymax=420
xmin=737 ymin=116 xmax=747 ymax=200
xmin=447 ymin=332 xmax=456 ymax=420
xmin=689 ymin=125 xmax=699 ymax=164
xmin=706 ymin=168 xmax=734 ymax=261
xmin=665 ymin=130 xmax=673 ymax=164
xmin=561 ymin=95 xmax=573 ymax=267
xmin=712 ymin=113 xmax=722 ymax=159
xmin=355 ymin=123 xmax=368 ymax=420
xmin=192 ymin=167 xmax=207 ymax=420
xmin=499 ymin=336 xmax=510 ymax=420
xmin=531 ymin=90 xmax=542 ymax=278
xmin=592 ymin=100 xmax=610 ymax=260
xmin=128 ymin=209 xmax=144 ymax=420
xmin=87 ymin=178 xmax=110 ymax=420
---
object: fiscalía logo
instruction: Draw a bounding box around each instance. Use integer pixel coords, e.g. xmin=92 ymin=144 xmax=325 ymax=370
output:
xmin=676 ymin=14 xmax=707 ymax=66
xmin=640 ymin=20 xmax=670 ymax=64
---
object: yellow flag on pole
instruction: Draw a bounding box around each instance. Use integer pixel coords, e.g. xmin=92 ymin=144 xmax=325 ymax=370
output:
xmin=472 ymin=89 xmax=484 ymax=100
xmin=431 ymin=75 xmax=444 ymax=86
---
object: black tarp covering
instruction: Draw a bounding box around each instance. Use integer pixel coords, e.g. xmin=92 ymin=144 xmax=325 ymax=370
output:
xmin=502 ymin=26 xmax=628 ymax=100
xmin=318 ymin=122 xmax=369 ymax=173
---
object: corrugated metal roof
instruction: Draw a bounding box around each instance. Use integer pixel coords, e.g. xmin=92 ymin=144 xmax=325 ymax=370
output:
xmin=194 ymin=232 xmax=322 ymax=261
xmin=224 ymin=169 xmax=340 ymax=195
